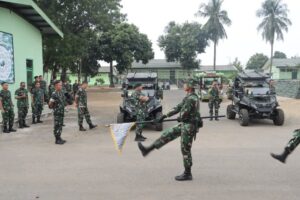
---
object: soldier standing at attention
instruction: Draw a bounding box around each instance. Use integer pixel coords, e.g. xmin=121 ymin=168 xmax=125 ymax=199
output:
xmin=138 ymin=79 xmax=201 ymax=181
xmin=49 ymin=80 xmax=66 ymax=145
xmin=271 ymin=129 xmax=300 ymax=163
xmin=208 ymin=81 xmax=220 ymax=121
xmin=131 ymin=83 xmax=149 ymax=142
xmin=31 ymin=82 xmax=44 ymax=124
xmin=75 ymin=81 xmax=97 ymax=131
xmin=0 ymin=82 xmax=16 ymax=133
xmin=15 ymin=82 xmax=30 ymax=128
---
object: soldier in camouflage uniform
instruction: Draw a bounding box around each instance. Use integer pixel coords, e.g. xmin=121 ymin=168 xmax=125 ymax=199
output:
xmin=15 ymin=82 xmax=30 ymax=128
xmin=138 ymin=79 xmax=201 ymax=181
xmin=49 ymin=80 xmax=66 ymax=145
xmin=31 ymin=82 xmax=44 ymax=124
xmin=0 ymin=82 xmax=16 ymax=133
xmin=39 ymin=75 xmax=48 ymax=102
xmin=271 ymin=129 xmax=300 ymax=163
xmin=30 ymin=76 xmax=39 ymax=94
xmin=208 ymin=81 xmax=220 ymax=121
xmin=73 ymin=80 xmax=79 ymax=99
xmin=48 ymin=80 xmax=55 ymax=98
xmin=75 ymin=81 xmax=97 ymax=131
xmin=131 ymin=83 xmax=149 ymax=141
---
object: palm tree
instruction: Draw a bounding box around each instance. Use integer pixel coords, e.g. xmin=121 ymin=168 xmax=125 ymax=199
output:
xmin=257 ymin=0 xmax=292 ymax=74
xmin=196 ymin=0 xmax=231 ymax=71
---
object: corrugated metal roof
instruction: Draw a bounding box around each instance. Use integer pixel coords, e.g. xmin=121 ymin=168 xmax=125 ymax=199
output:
xmin=0 ymin=0 xmax=63 ymax=37
xmin=200 ymin=65 xmax=237 ymax=71
xmin=263 ymin=58 xmax=300 ymax=70
xmin=132 ymin=59 xmax=182 ymax=69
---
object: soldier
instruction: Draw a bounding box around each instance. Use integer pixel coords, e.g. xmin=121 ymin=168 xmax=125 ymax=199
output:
xmin=73 ymin=80 xmax=79 ymax=99
xmin=31 ymin=82 xmax=44 ymax=124
xmin=131 ymin=83 xmax=149 ymax=142
xmin=39 ymin=75 xmax=48 ymax=102
xmin=271 ymin=129 xmax=300 ymax=163
xmin=48 ymin=80 xmax=55 ymax=98
xmin=138 ymin=79 xmax=202 ymax=181
xmin=0 ymin=82 xmax=16 ymax=133
xmin=15 ymin=82 xmax=30 ymax=128
xmin=208 ymin=81 xmax=220 ymax=121
xmin=49 ymin=80 xmax=66 ymax=145
xmin=75 ymin=81 xmax=97 ymax=131
xmin=30 ymin=76 xmax=39 ymax=93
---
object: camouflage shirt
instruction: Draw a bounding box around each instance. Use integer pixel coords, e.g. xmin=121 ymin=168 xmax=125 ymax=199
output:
xmin=15 ymin=88 xmax=29 ymax=108
xmin=208 ymin=87 xmax=220 ymax=100
xmin=32 ymin=88 xmax=44 ymax=105
xmin=40 ymin=80 xmax=47 ymax=92
xmin=76 ymin=88 xmax=88 ymax=107
xmin=167 ymin=92 xmax=200 ymax=123
xmin=65 ymin=83 xmax=72 ymax=93
xmin=131 ymin=90 xmax=147 ymax=111
xmin=50 ymin=91 xmax=65 ymax=115
xmin=0 ymin=90 xmax=13 ymax=110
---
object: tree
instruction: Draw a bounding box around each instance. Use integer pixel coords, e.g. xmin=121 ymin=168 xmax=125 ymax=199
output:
xmin=273 ymin=51 xmax=287 ymax=59
xmin=158 ymin=21 xmax=209 ymax=69
xmin=232 ymin=57 xmax=243 ymax=72
xmin=257 ymin=0 xmax=292 ymax=74
xmin=98 ymin=23 xmax=154 ymax=87
xmin=196 ymin=0 xmax=231 ymax=70
xmin=246 ymin=53 xmax=269 ymax=70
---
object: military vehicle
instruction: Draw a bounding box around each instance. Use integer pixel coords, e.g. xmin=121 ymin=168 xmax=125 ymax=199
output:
xmin=194 ymin=71 xmax=224 ymax=102
xmin=117 ymin=72 xmax=164 ymax=131
xmin=226 ymin=71 xmax=284 ymax=126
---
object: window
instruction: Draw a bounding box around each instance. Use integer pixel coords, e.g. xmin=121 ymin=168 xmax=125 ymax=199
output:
xmin=26 ymin=59 xmax=33 ymax=89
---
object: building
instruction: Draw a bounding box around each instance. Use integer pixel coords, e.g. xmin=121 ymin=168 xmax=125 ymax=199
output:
xmin=131 ymin=59 xmax=238 ymax=83
xmin=263 ymin=58 xmax=300 ymax=80
xmin=0 ymin=0 xmax=63 ymax=121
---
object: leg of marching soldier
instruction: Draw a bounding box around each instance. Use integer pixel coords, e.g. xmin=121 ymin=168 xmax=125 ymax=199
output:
xmin=78 ymin=107 xmax=85 ymax=131
xmin=215 ymin=100 xmax=220 ymax=121
xmin=153 ymin=124 xmax=182 ymax=149
xmin=135 ymin=112 xmax=146 ymax=141
xmin=208 ymin=100 xmax=213 ymax=121
xmin=18 ymin=107 xmax=24 ymax=128
xmin=84 ymin=107 xmax=97 ymax=130
xmin=23 ymin=107 xmax=30 ymax=128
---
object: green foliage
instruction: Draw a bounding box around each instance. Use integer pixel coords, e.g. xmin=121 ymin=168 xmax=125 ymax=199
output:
xmin=246 ymin=53 xmax=269 ymax=70
xmin=273 ymin=51 xmax=287 ymax=59
xmin=158 ymin=21 xmax=209 ymax=69
xmin=96 ymin=78 xmax=105 ymax=85
xmin=232 ymin=57 xmax=243 ymax=72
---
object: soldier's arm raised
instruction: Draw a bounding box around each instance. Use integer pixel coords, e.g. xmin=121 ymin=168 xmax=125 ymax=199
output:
xmin=166 ymin=101 xmax=184 ymax=117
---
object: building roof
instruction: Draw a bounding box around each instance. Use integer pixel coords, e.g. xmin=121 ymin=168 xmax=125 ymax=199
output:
xmin=98 ymin=66 xmax=117 ymax=75
xmin=200 ymin=65 xmax=237 ymax=71
xmin=263 ymin=58 xmax=300 ymax=70
xmin=0 ymin=0 xmax=63 ymax=37
xmin=132 ymin=59 xmax=182 ymax=69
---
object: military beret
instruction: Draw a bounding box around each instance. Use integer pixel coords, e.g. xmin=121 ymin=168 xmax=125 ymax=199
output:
xmin=133 ymin=83 xmax=142 ymax=89
xmin=186 ymin=79 xmax=197 ymax=88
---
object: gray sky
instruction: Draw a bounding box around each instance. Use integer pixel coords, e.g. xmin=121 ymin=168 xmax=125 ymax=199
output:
xmin=121 ymin=0 xmax=300 ymax=66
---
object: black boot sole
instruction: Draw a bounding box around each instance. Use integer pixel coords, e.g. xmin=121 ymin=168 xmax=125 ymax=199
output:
xmin=270 ymin=153 xmax=286 ymax=163
xmin=138 ymin=142 xmax=149 ymax=157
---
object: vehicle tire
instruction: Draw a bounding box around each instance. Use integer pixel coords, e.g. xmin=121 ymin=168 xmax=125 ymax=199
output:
xmin=117 ymin=113 xmax=125 ymax=124
xmin=227 ymin=105 xmax=236 ymax=120
xmin=273 ymin=108 xmax=284 ymax=126
xmin=239 ymin=109 xmax=249 ymax=126
xmin=155 ymin=112 xmax=163 ymax=131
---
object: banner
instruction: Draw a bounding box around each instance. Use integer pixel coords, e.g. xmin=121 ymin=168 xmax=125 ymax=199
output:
xmin=0 ymin=31 xmax=15 ymax=83
xmin=109 ymin=123 xmax=135 ymax=153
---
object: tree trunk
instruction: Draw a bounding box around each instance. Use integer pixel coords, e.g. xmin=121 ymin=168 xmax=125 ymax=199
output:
xmin=78 ymin=59 xmax=82 ymax=83
xmin=61 ymin=68 xmax=67 ymax=82
xmin=213 ymin=40 xmax=217 ymax=71
xmin=109 ymin=61 xmax=115 ymax=88
xmin=270 ymin=42 xmax=274 ymax=75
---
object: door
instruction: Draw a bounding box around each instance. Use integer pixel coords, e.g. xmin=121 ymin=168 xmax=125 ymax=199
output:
xmin=292 ymin=70 xmax=298 ymax=80
xmin=26 ymin=59 xmax=33 ymax=89
xmin=170 ymin=69 xmax=176 ymax=84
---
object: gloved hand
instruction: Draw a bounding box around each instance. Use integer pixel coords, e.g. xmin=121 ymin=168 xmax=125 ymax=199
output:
xmin=157 ymin=115 xmax=167 ymax=123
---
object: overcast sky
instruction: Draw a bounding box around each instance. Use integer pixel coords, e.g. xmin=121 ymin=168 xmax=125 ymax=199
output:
xmin=121 ymin=0 xmax=300 ymax=66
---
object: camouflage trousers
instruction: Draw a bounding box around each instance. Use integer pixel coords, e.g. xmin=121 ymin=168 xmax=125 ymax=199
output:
xmin=1 ymin=108 xmax=14 ymax=126
xmin=153 ymin=123 xmax=197 ymax=168
xmin=18 ymin=106 xmax=28 ymax=122
xmin=32 ymin=104 xmax=43 ymax=118
xmin=78 ymin=107 xmax=92 ymax=126
xmin=136 ymin=112 xmax=146 ymax=136
xmin=54 ymin=114 xmax=64 ymax=137
xmin=209 ymin=99 xmax=220 ymax=116
xmin=286 ymin=129 xmax=300 ymax=152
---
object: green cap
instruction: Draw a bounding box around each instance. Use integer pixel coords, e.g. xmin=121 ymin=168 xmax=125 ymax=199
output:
xmin=186 ymin=79 xmax=197 ymax=88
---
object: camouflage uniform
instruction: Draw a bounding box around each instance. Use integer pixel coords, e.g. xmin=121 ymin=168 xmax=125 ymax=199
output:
xmin=32 ymin=88 xmax=44 ymax=121
xmin=153 ymin=92 xmax=200 ymax=169
xmin=48 ymin=83 xmax=55 ymax=98
xmin=208 ymin=87 xmax=220 ymax=118
xmin=40 ymin=80 xmax=48 ymax=102
xmin=50 ymin=90 xmax=65 ymax=137
xmin=15 ymin=88 xmax=29 ymax=127
xmin=0 ymin=90 xmax=15 ymax=130
xmin=76 ymin=88 xmax=92 ymax=126
xmin=131 ymin=90 xmax=147 ymax=137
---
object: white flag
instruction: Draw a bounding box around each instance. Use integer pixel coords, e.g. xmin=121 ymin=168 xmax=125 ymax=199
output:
xmin=109 ymin=123 xmax=135 ymax=153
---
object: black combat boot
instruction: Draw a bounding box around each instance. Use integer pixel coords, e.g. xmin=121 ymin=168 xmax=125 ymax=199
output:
xmin=55 ymin=136 xmax=66 ymax=145
xmin=9 ymin=124 xmax=17 ymax=132
xmin=140 ymin=134 xmax=147 ymax=140
xmin=215 ymin=118 xmax=219 ymax=121
xmin=32 ymin=117 xmax=36 ymax=124
xmin=138 ymin=142 xmax=155 ymax=157
xmin=19 ymin=120 xmax=24 ymax=129
xmin=23 ymin=120 xmax=30 ymax=128
xmin=135 ymin=134 xmax=145 ymax=142
xmin=3 ymin=125 xmax=10 ymax=133
xmin=271 ymin=147 xmax=290 ymax=164
xmin=37 ymin=116 xmax=43 ymax=123
xmin=210 ymin=115 xmax=213 ymax=121
xmin=89 ymin=123 xmax=97 ymax=129
xmin=175 ymin=167 xmax=193 ymax=181
xmin=79 ymin=125 xmax=86 ymax=131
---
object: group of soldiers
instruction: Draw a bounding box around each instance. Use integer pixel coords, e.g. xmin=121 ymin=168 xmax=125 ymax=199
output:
xmin=0 ymin=77 xmax=97 ymax=145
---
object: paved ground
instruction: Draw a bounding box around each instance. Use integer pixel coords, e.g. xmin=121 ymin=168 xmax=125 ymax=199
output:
xmin=0 ymin=89 xmax=299 ymax=200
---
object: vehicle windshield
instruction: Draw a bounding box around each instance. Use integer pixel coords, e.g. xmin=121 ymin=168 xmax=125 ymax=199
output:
xmin=244 ymin=87 xmax=270 ymax=96
xmin=126 ymin=82 xmax=156 ymax=90
xmin=201 ymin=77 xmax=221 ymax=89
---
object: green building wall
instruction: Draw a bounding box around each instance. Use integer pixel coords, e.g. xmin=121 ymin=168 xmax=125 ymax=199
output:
xmin=55 ymin=73 xmax=111 ymax=86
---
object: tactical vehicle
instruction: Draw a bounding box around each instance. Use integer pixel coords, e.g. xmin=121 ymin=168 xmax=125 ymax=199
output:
xmin=226 ymin=71 xmax=284 ymax=126
xmin=194 ymin=71 xmax=224 ymax=102
xmin=117 ymin=72 xmax=163 ymax=131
